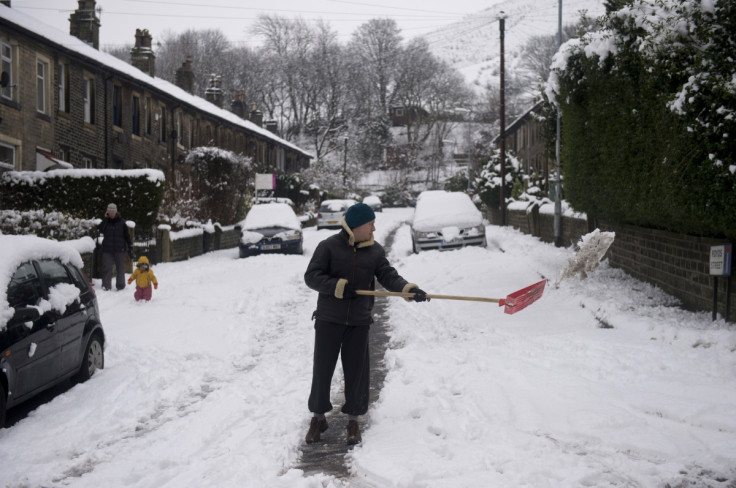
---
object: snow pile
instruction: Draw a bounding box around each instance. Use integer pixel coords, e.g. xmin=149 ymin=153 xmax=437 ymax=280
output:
xmin=555 ymin=229 xmax=616 ymax=285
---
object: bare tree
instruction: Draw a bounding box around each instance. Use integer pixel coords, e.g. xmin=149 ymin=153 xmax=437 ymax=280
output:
xmin=348 ymin=19 xmax=403 ymax=117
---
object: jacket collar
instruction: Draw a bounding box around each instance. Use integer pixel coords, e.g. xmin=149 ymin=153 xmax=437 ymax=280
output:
xmin=341 ymin=218 xmax=374 ymax=248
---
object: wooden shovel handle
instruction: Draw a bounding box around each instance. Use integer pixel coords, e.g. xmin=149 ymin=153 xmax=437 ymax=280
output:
xmin=356 ymin=289 xmax=501 ymax=303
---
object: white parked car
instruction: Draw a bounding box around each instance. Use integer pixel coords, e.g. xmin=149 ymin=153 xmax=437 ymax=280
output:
xmin=410 ymin=191 xmax=486 ymax=252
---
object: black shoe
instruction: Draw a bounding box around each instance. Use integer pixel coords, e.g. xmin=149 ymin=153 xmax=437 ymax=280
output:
xmin=346 ymin=420 xmax=361 ymax=445
xmin=305 ymin=417 xmax=328 ymax=444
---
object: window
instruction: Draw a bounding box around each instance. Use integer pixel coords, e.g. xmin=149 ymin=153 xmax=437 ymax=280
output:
xmin=113 ymin=85 xmax=123 ymax=127
xmin=1 ymin=42 xmax=13 ymax=100
xmin=175 ymin=111 xmax=181 ymax=145
xmin=58 ymin=62 xmax=69 ymax=113
xmin=0 ymin=141 xmax=16 ymax=172
xmin=81 ymin=156 xmax=93 ymax=168
xmin=7 ymin=262 xmax=43 ymax=308
xmin=132 ymin=95 xmax=140 ymax=135
xmin=145 ymin=96 xmax=152 ymax=135
xmin=84 ymin=76 xmax=95 ymax=124
xmin=36 ymin=57 xmax=50 ymax=114
xmin=159 ymin=107 xmax=166 ymax=142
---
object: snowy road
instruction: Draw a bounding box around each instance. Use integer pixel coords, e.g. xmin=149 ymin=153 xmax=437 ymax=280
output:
xmin=1 ymin=208 xmax=735 ymax=487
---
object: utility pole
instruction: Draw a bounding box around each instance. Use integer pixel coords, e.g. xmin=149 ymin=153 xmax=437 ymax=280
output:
xmin=554 ymin=0 xmax=563 ymax=247
xmin=499 ymin=12 xmax=507 ymax=226
xmin=342 ymin=136 xmax=348 ymax=197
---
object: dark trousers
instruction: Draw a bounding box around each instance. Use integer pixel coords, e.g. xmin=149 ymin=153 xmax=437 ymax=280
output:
xmin=308 ymin=320 xmax=370 ymax=416
xmin=102 ymin=252 xmax=126 ymax=290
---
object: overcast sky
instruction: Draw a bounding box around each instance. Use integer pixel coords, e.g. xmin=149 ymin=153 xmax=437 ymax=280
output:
xmin=11 ymin=0 xmax=500 ymax=49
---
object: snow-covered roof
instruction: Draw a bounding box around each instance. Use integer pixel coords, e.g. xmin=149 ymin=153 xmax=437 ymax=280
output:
xmin=0 ymin=234 xmax=85 ymax=328
xmin=0 ymin=4 xmax=312 ymax=159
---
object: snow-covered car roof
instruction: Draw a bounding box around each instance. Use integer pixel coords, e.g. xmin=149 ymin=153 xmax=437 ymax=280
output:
xmin=412 ymin=191 xmax=483 ymax=231
xmin=319 ymin=199 xmax=355 ymax=211
xmin=0 ymin=234 xmax=85 ymax=327
xmin=363 ymin=195 xmax=382 ymax=205
xmin=241 ymin=203 xmax=301 ymax=231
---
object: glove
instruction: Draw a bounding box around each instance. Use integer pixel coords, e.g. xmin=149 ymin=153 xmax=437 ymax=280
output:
xmin=128 ymin=249 xmax=135 ymax=259
xmin=410 ymin=287 xmax=429 ymax=302
xmin=127 ymin=278 xmax=133 ymax=285
xmin=154 ymin=283 xmax=158 ymax=290
xmin=342 ymin=283 xmax=358 ymax=300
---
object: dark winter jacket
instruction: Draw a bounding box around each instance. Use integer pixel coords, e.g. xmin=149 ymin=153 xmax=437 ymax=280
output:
xmin=98 ymin=215 xmax=132 ymax=254
xmin=305 ymin=219 xmax=417 ymax=326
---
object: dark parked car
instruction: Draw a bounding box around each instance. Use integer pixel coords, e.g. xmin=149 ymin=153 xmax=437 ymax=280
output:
xmin=238 ymin=203 xmax=304 ymax=258
xmin=1 ymin=235 xmax=105 ymax=427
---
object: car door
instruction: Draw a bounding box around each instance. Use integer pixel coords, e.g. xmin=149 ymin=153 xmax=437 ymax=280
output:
xmin=3 ymin=262 xmax=60 ymax=402
xmin=36 ymin=259 xmax=87 ymax=377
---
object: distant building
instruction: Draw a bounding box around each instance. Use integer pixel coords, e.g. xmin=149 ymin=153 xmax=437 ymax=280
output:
xmin=493 ymin=101 xmax=553 ymax=188
xmin=0 ymin=1 xmax=311 ymax=175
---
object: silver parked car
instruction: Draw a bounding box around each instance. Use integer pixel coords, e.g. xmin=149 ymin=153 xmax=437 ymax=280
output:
xmin=410 ymin=191 xmax=486 ymax=252
xmin=316 ymin=199 xmax=357 ymax=230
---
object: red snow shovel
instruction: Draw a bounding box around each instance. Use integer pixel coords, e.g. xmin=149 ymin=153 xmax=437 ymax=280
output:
xmin=356 ymin=279 xmax=546 ymax=315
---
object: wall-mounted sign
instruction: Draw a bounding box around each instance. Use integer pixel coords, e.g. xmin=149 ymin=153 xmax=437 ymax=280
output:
xmin=710 ymin=244 xmax=732 ymax=276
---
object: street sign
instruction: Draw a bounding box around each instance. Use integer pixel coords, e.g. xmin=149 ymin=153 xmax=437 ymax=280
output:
xmin=710 ymin=244 xmax=732 ymax=276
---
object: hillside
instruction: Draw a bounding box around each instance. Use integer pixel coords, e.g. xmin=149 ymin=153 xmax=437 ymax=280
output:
xmin=420 ymin=0 xmax=607 ymax=91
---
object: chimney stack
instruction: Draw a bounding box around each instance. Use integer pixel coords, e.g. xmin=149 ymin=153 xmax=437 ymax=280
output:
xmin=69 ymin=0 xmax=100 ymax=49
xmin=175 ymin=56 xmax=195 ymax=94
xmin=130 ymin=29 xmax=156 ymax=77
xmin=231 ymin=90 xmax=246 ymax=118
xmin=249 ymin=104 xmax=263 ymax=127
xmin=265 ymin=121 xmax=279 ymax=135
xmin=204 ymin=74 xmax=224 ymax=108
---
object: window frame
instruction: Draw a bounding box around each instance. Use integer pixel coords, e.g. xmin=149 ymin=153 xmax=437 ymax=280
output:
xmin=57 ymin=61 xmax=69 ymax=113
xmin=1 ymin=41 xmax=14 ymax=101
xmin=132 ymin=94 xmax=141 ymax=136
xmin=84 ymin=75 xmax=95 ymax=124
xmin=36 ymin=55 xmax=51 ymax=115
xmin=113 ymin=84 xmax=123 ymax=127
xmin=0 ymin=141 xmax=16 ymax=171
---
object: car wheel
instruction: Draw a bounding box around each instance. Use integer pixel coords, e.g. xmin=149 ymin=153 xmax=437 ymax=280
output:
xmin=75 ymin=333 xmax=104 ymax=382
xmin=0 ymin=382 xmax=6 ymax=429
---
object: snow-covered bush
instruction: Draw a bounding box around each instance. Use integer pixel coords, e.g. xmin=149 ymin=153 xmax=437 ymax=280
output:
xmin=0 ymin=210 xmax=98 ymax=240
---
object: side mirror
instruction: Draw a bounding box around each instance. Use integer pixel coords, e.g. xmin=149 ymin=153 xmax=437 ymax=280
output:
xmin=11 ymin=306 xmax=40 ymax=323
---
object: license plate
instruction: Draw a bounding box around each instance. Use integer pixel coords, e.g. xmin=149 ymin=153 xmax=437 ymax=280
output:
xmin=262 ymin=244 xmax=280 ymax=250
xmin=326 ymin=220 xmax=338 ymax=224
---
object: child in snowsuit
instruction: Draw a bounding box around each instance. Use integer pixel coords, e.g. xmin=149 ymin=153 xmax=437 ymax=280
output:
xmin=127 ymin=256 xmax=158 ymax=301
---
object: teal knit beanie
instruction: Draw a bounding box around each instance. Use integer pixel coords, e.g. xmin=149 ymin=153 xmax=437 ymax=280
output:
xmin=345 ymin=203 xmax=376 ymax=228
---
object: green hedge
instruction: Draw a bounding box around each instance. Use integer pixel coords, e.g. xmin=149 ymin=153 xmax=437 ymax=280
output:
xmin=550 ymin=0 xmax=736 ymax=239
xmin=0 ymin=169 xmax=165 ymax=230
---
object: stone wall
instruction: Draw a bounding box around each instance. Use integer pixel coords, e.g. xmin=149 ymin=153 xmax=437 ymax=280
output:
xmin=503 ymin=204 xmax=735 ymax=321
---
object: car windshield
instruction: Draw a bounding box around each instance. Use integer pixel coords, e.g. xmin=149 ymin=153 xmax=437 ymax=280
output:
xmin=242 ymin=203 xmax=301 ymax=231
xmin=412 ymin=191 xmax=483 ymax=231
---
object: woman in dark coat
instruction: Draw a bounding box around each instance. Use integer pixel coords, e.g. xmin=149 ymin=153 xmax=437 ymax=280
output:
xmin=98 ymin=203 xmax=133 ymax=291
xmin=303 ymin=203 xmax=428 ymax=445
